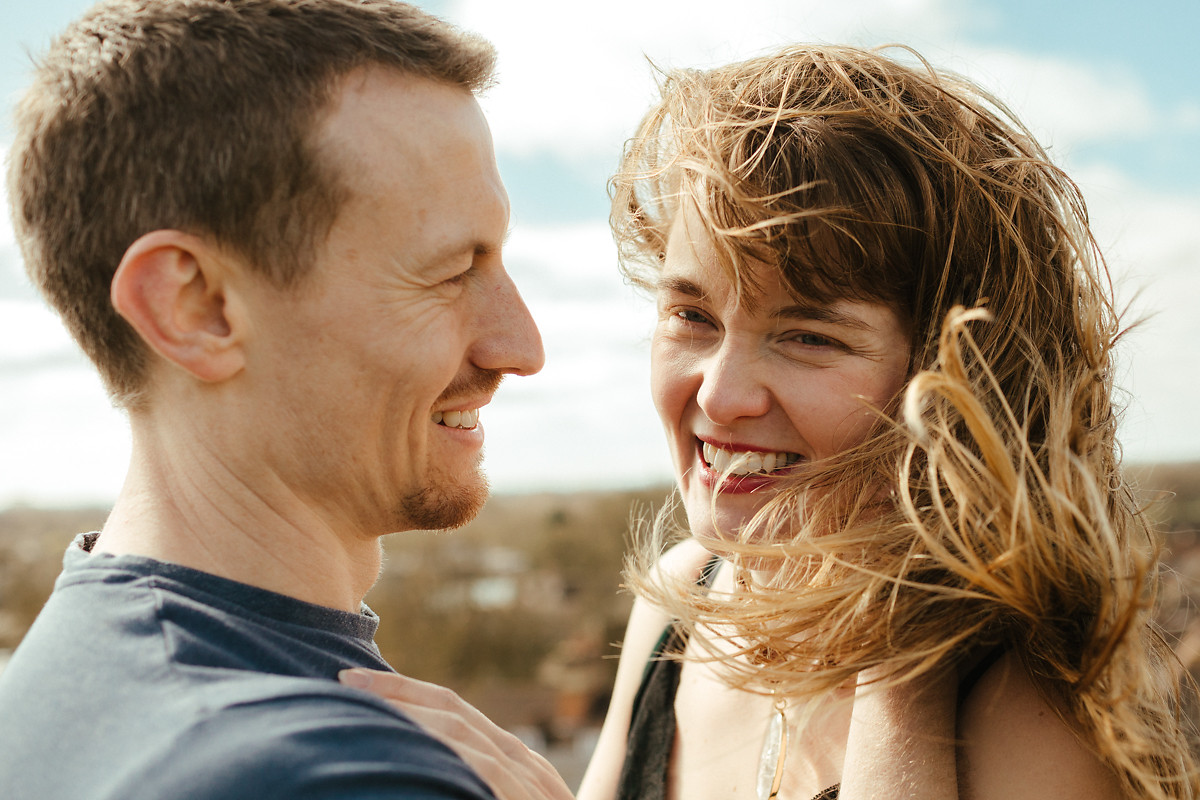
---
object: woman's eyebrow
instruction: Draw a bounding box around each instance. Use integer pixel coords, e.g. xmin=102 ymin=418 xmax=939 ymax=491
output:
xmin=775 ymin=303 xmax=875 ymax=331
xmin=656 ymin=276 xmax=708 ymax=300
xmin=658 ymin=276 xmax=878 ymax=332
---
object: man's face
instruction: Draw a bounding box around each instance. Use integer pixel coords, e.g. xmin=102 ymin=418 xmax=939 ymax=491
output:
xmin=238 ymin=69 xmax=544 ymax=535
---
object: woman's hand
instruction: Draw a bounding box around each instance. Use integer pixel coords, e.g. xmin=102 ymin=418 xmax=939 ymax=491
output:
xmin=339 ymin=668 xmax=575 ymax=800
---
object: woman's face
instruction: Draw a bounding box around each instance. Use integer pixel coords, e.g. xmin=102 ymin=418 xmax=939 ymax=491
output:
xmin=651 ymin=209 xmax=911 ymax=546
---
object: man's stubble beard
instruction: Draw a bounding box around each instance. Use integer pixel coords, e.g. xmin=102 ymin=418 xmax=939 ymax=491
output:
xmin=392 ymin=368 xmax=503 ymax=531
xmin=398 ymin=454 xmax=490 ymax=531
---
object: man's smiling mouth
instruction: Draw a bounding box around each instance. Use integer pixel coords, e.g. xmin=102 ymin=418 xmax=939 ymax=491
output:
xmin=432 ymin=409 xmax=480 ymax=429
xmin=701 ymin=442 xmax=802 ymax=476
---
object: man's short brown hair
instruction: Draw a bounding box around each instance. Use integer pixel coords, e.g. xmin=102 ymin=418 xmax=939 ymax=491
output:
xmin=7 ymin=0 xmax=496 ymax=405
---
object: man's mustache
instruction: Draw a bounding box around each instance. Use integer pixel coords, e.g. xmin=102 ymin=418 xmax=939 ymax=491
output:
xmin=436 ymin=369 xmax=504 ymax=404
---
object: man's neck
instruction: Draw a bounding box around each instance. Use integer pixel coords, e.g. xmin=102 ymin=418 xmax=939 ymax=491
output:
xmin=95 ymin=428 xmax=383 ymax=614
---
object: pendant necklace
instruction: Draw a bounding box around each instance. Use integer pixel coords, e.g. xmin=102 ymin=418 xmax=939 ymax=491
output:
xmin=756 ymin=693 xmax=788 ymax=800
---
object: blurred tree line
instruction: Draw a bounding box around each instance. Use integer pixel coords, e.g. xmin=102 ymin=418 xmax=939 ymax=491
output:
xmin=0 ymin=506 xmax=108 ymax=649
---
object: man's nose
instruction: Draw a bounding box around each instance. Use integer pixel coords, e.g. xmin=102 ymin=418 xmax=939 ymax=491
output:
xmin=472 ymin=271 xmax=545 ymax=377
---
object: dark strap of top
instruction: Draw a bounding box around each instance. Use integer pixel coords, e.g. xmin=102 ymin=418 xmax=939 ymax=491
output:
xmin=958 ymin=645 xmax=1005 ymax=706
xmin=614 ymin=624 xmax=686 ymax=800
xmin=614 ymin=556 xmax=720 ymax=800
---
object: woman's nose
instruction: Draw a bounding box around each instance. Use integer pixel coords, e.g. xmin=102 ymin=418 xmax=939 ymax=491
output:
xmin=695 ymin=346 xmax=772 ymax=425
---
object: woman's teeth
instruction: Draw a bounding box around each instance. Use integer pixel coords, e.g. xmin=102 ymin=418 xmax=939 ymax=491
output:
xmin=431 ymin=409 xmax=480 ymax=429
xmin=702 ymin=442 xmax=801 ymax=475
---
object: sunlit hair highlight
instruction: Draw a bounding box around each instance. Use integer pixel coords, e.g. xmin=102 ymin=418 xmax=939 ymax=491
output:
xmin=615 ymin=44 xmax=1197 ymax=797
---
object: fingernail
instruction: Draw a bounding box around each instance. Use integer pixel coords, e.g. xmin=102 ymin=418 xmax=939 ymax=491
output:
xmin=339 ymin=669 xmax=373 ymax=690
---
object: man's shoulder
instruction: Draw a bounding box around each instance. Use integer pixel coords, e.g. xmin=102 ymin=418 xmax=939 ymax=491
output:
xmin=1 ymin=546 xmax=497 ymax=798
xmin=121 ymin=677 xmax=498 ymax=799
xmin=1 ymin=621 xmax=496 ymax=799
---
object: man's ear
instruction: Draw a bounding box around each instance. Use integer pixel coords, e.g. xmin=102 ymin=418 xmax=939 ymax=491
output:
xmin=110 ymin=230 xmax=246 ymax=383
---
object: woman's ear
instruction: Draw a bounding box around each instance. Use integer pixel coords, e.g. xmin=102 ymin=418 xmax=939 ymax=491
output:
xmin=110 ymin=230 xmax=246 ymax=383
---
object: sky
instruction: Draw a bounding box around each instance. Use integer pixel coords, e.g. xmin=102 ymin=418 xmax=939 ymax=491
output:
xmin=1 ymin=0 xmax=1198 ymax=508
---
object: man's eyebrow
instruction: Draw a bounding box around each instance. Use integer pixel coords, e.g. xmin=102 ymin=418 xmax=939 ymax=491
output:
xmin=475 ymin=226 xmax=514 ymax=256
xmin=479 ymin=227 xmax=512 ymax=254
xmin=427 ymin=230 xmax=510 ymax=265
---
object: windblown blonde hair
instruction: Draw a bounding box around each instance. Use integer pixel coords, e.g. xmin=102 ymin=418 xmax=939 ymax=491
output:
xmin=614 ymin=44 xmax=1197 ymax=798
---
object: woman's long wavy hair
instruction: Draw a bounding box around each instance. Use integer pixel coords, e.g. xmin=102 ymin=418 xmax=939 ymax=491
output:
xmin=614 ymin=44 xmax=1197 ymax=798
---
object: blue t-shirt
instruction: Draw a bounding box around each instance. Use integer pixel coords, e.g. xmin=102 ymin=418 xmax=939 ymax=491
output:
xmin=0 ymin=534 xmax=496 ymax=800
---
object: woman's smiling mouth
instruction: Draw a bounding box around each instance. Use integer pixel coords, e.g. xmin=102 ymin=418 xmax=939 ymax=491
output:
xmin=700 ymin=441 xmax=803 ymax=476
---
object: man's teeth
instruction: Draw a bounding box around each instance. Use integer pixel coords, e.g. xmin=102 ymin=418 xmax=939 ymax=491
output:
xmin=702 ymin=442 xmax=801 ymax=475
xmin=431 ymin=409 xmax=480 ymax=429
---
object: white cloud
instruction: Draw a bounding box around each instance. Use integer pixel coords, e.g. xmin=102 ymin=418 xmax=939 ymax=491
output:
xmin=447 ymin=0 xmax=968 ymax=160
xmin=947 ymin=49 xmax=1155 ymax=153
xmin=0 ymin=299 xmax=76 ymax=362
xmin=479 ymin=221 xmax=672 ymax=491
xmin=443 ymin=0 xmax=1174 ymax=192
xmin=0 ymin=142 xmax=39 ymax=302
xmin=0 ymin=367 xmax=129 ymax=507
xmin=1071 ymin=168 xmax=1200 ymax=462
xmin=0 ymin=142 xmax=11 ymax=249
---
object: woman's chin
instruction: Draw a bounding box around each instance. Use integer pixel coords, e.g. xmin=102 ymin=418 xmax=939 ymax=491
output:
xmin=686 ymin=514 xmax=773 ymax=551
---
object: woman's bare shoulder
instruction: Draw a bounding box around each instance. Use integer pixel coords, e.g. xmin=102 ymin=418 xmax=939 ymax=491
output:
xmin=958 ymin=651 xmax=1126 ymax=800
xmin=655 ymin=537 xmax=714 ymax=579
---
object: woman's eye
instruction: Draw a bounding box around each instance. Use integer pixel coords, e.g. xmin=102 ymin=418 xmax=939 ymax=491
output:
xmin=665 ymin=308 xmax=713 ymax=327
